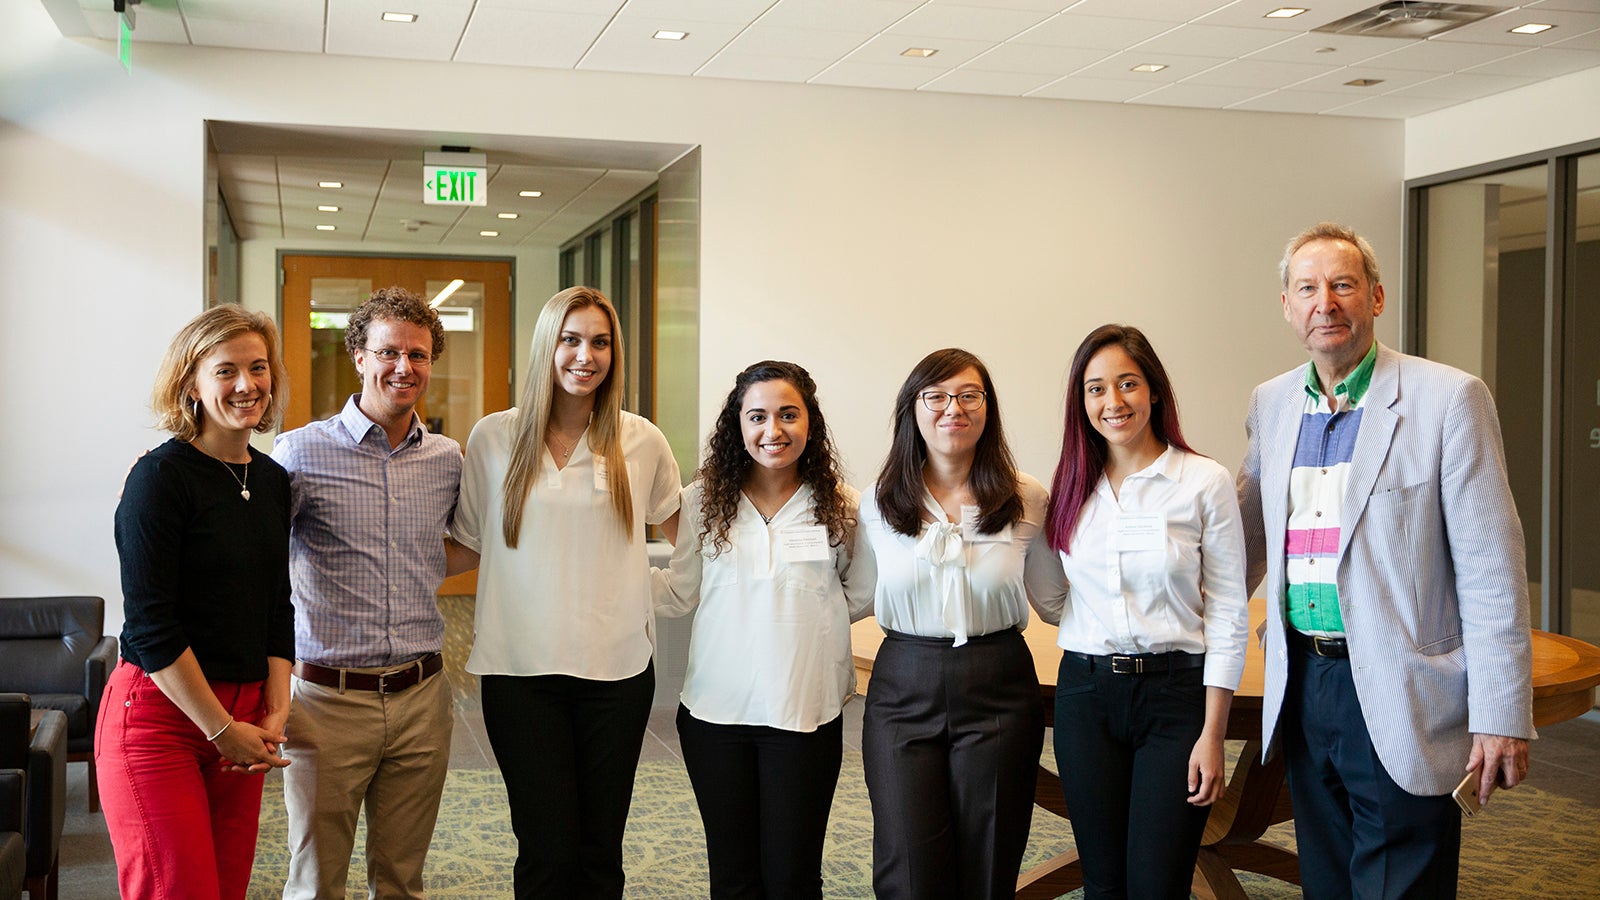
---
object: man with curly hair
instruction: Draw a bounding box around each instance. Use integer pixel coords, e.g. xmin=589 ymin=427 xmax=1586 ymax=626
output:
xmin=272 ymin=286 xmax=475 ymax=899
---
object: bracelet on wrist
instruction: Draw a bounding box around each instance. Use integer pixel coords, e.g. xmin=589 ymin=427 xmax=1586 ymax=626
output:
xmin=204 ymin=717 xmax=234 ymax=742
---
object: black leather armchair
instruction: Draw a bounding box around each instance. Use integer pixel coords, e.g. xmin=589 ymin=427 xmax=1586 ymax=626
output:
xmin=0 ymin=695 xmax=64 ymax=900
xmin=0 ymin=597 xmax=116 ymax=812
xmin=0 ymin=766 xmax=23 ymax=900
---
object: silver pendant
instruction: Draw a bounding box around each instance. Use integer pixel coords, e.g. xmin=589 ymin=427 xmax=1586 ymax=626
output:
xmin=241 ymin=489 xmax=251 ymax=501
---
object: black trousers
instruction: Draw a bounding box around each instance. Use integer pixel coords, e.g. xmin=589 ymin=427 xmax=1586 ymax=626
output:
xmin=1052 ymin=652 xmax=1210 ymax=900
xmin=862 ymin=628 xmax=1045 ymax=900
xmin=676 ymin=705 xmax=844 ymax=900
xmin=480 ymin=663 xmax=655 ymax=900
xmin=1284 ymin=642 xmax=1461 ymax=900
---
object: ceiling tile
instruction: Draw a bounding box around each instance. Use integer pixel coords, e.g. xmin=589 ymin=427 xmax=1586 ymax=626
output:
xmin=697 ymin=52 xmax=834 ymax=81
xmin=759 ymin=0 xmax=924 ymax=33
xmin=1463 ymin=45 xmax=1600 ymax=75
xmin=887 ymin=4 xmax=1055 ymax=41
xmin=1527 ymin=0 xmax=1600 ymax=11
xmin=616 ymin=0 xmax=775 ymax=23
xmin=1195 ymin=0 xmax=1392 ymax=32
xmin=1291 ymin=65 xmax=1444 ymax=92
xmin=843 ymin=33 xmax=999 ymax=67
xmin=918 ymin=67 xmax=1061 ymax=94
xmin=1386 ymin=71 xmax=1538 ymax=99
xmin=1245 ymin=32 xmax=1411 ymax=66
xmin=1324 ymin=93 xmax=1462 ymax=118
xmin=1074 ymin=50 xmax=1231 ymax=82
xmin=926 ymin=0 xmax=1073 ymax=10
xmin=1226 ymin=89 xmax=1366 ymax=114
xmin=1127 ymin=82 xmax=1269 ymax=107
xmin=1012 ymin=14 xmax=1175 ymax=50
xmin=327 ymin=0 xmax=473 ymax=61
xmin=1549 ymin=27 xmax=1600 ymax=49
xmin=717 ymin=25 xmax=872 ymax=60
xmin=1181 ymin=57 xmax=1340 ymax=88
xmin=1360 ymin=37 xmax=1528 ymax=71
xmin=962 ymin=42 xmax=1108 ymax=75
xmin=1026 ymin=75 xmax=1161 ymax=101
xmin=181 ymin=0 xmax=325 ymax=53
xmin=455 ymin=8 xmax=613 ymax=68
xmin=810 ymin=60 xmax=946 ymax=89
xmin=1061 ymin=0 xmax=1235 ymax=22
xmin=1133 ymin=24 xmax=1295 ymax=57
xmin=1432 ymin=7 xmax=1600 ymax=46
xmin=469 ymin=1 xmax=624 ymax=12
xmin=579 ymin=17 xmax=747 ymax=74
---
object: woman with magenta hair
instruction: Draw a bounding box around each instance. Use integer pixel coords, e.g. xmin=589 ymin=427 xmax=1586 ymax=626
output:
xmin=1029 ymin=324 xmax=1249 ymax=899
xmin=654 ymin=360 xmax=874 ymax=899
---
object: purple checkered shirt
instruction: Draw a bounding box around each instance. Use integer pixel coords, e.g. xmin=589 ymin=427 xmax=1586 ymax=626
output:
xmin=272 ymin=395 xmax=462 ymax=667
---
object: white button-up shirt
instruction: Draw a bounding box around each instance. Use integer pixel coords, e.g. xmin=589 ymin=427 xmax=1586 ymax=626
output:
xmin=1027 ymin=448 xmax=1249 ymax=690
xmin=654 ymin=481 xmax=875 ymax=732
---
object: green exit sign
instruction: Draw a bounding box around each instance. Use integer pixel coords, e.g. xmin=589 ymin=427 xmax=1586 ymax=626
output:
xmin=423 ymin=152 xmax=487 ymax=207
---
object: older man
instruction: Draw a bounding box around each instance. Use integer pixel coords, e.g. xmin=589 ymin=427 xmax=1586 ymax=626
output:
xmin=272 ymin=287 xmax=473 ymax=899
xmin=1237 ymin=222 xmax=1533 ymax=898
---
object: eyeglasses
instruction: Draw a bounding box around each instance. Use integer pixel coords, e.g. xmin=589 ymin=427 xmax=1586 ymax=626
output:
xmin=919 ymin=390 xmax=986 ymax=412
xmin=364 ymin=347 xmax=434 ymax=367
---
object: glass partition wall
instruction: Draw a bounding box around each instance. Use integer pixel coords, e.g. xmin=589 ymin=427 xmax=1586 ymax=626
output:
xmin=1407 ymin=142 xmax=1600 ymax=649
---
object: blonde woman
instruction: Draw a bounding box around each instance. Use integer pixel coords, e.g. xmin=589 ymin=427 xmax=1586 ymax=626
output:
xmin=452 ymin=287 xmax=681 ymax=899
xmin=104 ymin=304 xmax=294 ymax=899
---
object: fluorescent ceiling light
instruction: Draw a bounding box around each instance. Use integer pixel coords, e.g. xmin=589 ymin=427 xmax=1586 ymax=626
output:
xmin=480 ymin=230 xmax=499 ymax=237
xmin=1344 ymin=77 xmax=1384 ymax=86
xmin=317 ymin=205 xmax=339 ymax=212
xmin=519 ymin=190 xmax=543 ymax=198
xmin=497 ymin=212 xmax=518 ymax=219
xmin=1508 ymin=23 xmax=1553 ymax=34
xmin=318 ymin=181 xmax=343 ymax=189
xmin=381 ymin=12 xmax=417 ymax=23
xmin=901 ymin=47 xmax=938 ymax=58
xmin=654 ymin=30 xmax=688 ymax=40
xmin=1130 ymin=63 xmax=1167 ymax=73
xmin=316 ymin=224 xmax=336 ymax=231
xmin=429 ymin=279 xmax=465 ymax=308
xmin=1264 ymin=7 xmax=1308 ymax=18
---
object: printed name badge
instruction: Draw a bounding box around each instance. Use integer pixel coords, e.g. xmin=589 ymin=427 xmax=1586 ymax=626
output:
xmin=961 ymin=504 xmax=1011 ymax=543
xmin=594 ymin=456 xmax=609 ymax=492
xmin=780 ymin=526 xmax=830 ymax=563
xmin=1114 ymin=513 xmax=1166 ymax=552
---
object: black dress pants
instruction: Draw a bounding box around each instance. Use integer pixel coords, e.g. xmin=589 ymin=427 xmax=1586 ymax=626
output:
xmin=480 ymin=663 xmax=655 ymax=900
xmin=1052 ymin=651 xmax=1210 ymax=900
xmin=676 ymin=705 xmax=844 ymax=899
xmin=862 ymin=629 xmax=1045 ymax=900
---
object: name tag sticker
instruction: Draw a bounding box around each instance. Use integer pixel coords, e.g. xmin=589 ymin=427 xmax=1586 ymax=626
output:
xmin=780 ymin=526 xmax=830 ymax=563
xmin=1114 ymin=513 xmax=1165 ymax=552
xmin=594 ymin=456 xmax=609 ymax=492
xmin=960 ymin=505 xmax=1010 ymax=543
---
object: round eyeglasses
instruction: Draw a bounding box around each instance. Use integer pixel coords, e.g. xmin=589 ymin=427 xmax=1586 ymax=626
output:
xmin=918 ymin=390 xmax=986 ymax=413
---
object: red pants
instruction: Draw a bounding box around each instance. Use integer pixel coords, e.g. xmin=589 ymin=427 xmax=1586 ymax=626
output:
xmin=96 ymin=660 xmax=269 ymax=900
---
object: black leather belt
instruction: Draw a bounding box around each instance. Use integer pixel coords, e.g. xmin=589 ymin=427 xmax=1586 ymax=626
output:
xmin=1065 ymin=650 xmax=1205 ymax=675
xmin=1288 ymin=629 xmax=1349 ymax=658
xmin=293 ymin=652 xmax=443 ymax=693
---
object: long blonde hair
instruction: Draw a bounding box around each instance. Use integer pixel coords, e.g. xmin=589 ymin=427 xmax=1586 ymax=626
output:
xmin=501 ymin=287 xmax=634 ymax=547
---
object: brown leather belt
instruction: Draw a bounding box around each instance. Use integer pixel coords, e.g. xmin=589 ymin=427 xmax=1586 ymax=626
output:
xmin=293 ymin=652 xmax=443 ymax=694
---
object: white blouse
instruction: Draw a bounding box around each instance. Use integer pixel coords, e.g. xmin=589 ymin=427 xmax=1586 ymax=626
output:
xmin=453 ymin=409 xmax=682 ymax=680
xmin=654 ymin=481 xmax=875 ymax=732
xmin=1026 ymin=447 xmax=1249 ymax=690
xmin=858 ymin=473 xmax=1050 ymax=646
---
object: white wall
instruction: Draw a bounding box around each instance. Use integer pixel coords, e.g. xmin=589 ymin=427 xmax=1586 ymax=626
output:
xmin=1406 ymin=65 xmax=1600 ymax=180
xmin=0 ymin=3 xmax=1403 ymax=627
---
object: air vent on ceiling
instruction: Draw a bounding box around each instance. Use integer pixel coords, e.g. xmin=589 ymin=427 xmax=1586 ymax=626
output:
xmin=1314 ymin=1 xmax=1502 ymax=38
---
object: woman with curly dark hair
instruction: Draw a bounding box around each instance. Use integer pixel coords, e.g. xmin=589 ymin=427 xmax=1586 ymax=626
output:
xmin=858 ymin=347 xmax=1051 ymax=900
xmin=654 ymin=360 xmax=874 ymax=899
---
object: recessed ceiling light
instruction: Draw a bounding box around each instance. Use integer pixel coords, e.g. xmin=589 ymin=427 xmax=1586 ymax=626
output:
xmin=381 ymin=12 xmax=417 ymax=23
xmin=519 ymin=190 xmax=542 ymax=198
xmin=653 ymin=30 xmax=688 ymax=40
xmin=1509 ymin=22 xmax=1554 ymax=35
xmin=901 ymin=47 xmax=938 ymax=58
xmin=480 ymin=230 xmax=499 ymax=237
xmin=318 ymin=181 xmax=343 ymax=189
xmin=1264 ymin=7 xmax=1308 ymax=18
xmin=316 ymin=224 xmax=336 ymax=231
xmin=497 ymin=212 xmax=519 ymax=219
xmin=1130 ymin=63 xmax=1167 ymax=73
xmin=317 ymin=205 xmax=339 ymax=212
xmin=1344 ymin=77 xmax=1384 ymax=87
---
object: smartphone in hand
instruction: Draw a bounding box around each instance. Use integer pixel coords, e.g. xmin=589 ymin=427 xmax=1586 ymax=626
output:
xmin=1452 ymin=771 xmax=1482 ymax=818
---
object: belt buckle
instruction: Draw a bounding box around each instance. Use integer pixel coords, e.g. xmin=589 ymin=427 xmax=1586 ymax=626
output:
xmin=376 ymin=668 xmax=404 ymax=694
xmin=1312 ymin=636 xmax=1339 ymax=657
xmin=1110 ymin=655 xmax=1143 ymax=675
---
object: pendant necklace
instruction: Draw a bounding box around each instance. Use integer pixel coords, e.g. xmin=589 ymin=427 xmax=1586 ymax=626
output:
xmin=220 ymin=458 xmax=251 ymax=501
xmin=550 ymin=431 xmax=576 ymax=460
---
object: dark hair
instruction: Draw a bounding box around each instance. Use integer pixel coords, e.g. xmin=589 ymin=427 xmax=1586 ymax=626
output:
xmin=344 ymin=285 xmax=446 ymax=360
xmin=696 ymin=361 xmax=854 ymax=556
xmin=1045 ymin=324 xmax=1197 ymax=552
xmin=875 ymin=348 xmax=1022 ymax=537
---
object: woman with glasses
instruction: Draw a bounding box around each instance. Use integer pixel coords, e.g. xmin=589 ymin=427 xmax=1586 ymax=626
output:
xmin=105 ymin=305 xmax=295 ymax=899
xmin=857 ymin=347 xmax=1051 ymax=900
xmin=451 ymin=286 xmax=682 ymax=899
xmin=1031 ymin=324 xmax=1248 ymax=899
xmin=654 ymin=360 xmax=874 ymax=899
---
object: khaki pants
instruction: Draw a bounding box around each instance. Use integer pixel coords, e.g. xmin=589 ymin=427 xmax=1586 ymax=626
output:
xmin=281 ymin=663 xmax=453 ymax=900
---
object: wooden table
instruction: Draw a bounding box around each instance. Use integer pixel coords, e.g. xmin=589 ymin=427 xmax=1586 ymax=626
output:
xmin=850 ymin=603 xmax=1600 ymax=900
